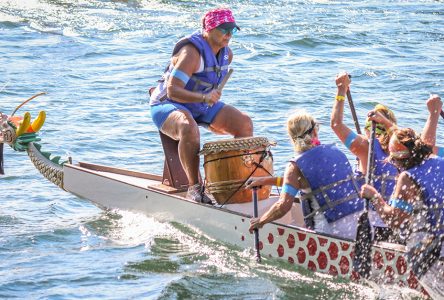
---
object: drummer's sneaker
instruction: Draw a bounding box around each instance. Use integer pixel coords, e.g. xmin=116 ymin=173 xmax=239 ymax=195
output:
xmin=186 ymin=184 xmax=214 ymax=205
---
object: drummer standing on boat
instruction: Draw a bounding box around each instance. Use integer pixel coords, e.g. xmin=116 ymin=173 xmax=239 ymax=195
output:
xmin=149 ymin=8 xmax=253 ymax=203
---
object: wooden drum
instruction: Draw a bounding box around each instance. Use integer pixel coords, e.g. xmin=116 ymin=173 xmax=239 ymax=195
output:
xmin=200 ymin=137 xmax=275 ymax=205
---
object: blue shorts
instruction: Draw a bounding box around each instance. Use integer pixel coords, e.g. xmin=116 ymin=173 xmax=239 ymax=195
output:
xmin=150 ymin=100 xmax=225 ymax=129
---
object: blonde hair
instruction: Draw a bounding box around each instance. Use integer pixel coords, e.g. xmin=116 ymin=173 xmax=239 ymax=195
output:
xmin=374 ymin=104 xmax=397 ymax=152
xmin=287 ymin=110 xmax=317 ymax=153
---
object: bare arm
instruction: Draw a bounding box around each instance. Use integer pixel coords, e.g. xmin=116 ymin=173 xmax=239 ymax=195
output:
xmin=166 ymin=44 xmax=221 ymax=105
xmin=361 ymin=172 xmax=419 ymax=228
xmin=249 ymin=163 xmax=305 ymax=230
xmin=421 ymin=94 xmax=442 ymax=147
xmin=331 ymin=72 xmax=369 ymax=163
xmin=245 ymin=176 xmax=279 ymax=189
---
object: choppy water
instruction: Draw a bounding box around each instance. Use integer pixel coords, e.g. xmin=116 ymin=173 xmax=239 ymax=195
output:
xmin=1 ymin=0 xmax=443 ymax=299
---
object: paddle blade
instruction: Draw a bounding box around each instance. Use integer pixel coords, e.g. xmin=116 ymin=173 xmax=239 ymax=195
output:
xmin=353 ymin=211 xmax=372 ymax=278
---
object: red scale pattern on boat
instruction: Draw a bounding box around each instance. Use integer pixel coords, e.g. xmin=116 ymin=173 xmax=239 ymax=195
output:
xmin=317 ymin=251 xmax=328 ymax=270
xmin=340 ymin=242 xmax=350 ymax=251
xmin=328 ymin=242 xmax=338 ymax=260
xmin=385 ymin=251 xmax=395 ymax=261
xmin=297 ymin=247 xmax=306 ymax=264
xmin=329 ymin=265 xmax=338 ymax=276
xmin=407 ymin=271 xmax=419 ymax=289
xmin=308 ymin=260 xmax=317 ymax=271
xmin=351 ymin=270 xmax=360 ymax=281
xmin=297 ymin=232 xmax=306 ymax=242
xmin=287 ymin=234 xmax=295 ymax=249
xmin=396 ymin=256 xmax=407 ymax=275
xmin=307 ymin=238 xmax=317 ymax=256
xmin=318 ymin=237 xmax=328 ymax=247
xmin=373 ymin=251 xmax=384 ymax=270
xmin=257 ymin=227 xmax=423 ymax=295
xmin=384 ymin=266 xmax=395 ymax=283
xmin=340 ymin=256 xmax=350 ymax=275
xmin=268 ymin=233 xmax=274 ymax=244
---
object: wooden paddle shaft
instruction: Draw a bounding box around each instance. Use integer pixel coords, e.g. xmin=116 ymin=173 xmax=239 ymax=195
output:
xmin=208 ymin=68 xmax=233 ymax=108
xmin=346 ymin=89 xmax=362 ymax=135
xmin=217 ymin=68 xmax=233 ymax=91
xmin=253 ymin=187 xmax=262 ymax=263
xmin=364 ymin=120 xmax=377 ymax=212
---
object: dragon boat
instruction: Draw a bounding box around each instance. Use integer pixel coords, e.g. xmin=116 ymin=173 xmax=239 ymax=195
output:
xmin=0 ymin=109 xmax=430 ymax=298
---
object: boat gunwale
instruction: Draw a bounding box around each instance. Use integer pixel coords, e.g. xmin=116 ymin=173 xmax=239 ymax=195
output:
xmin=64 ymin=161 xmax=408 ymax=254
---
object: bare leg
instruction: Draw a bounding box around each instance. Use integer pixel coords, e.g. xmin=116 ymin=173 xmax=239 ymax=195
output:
xmin=209 ymin=105 xmax=253 ymax=137
xmin=160 ymin=110 xmax=200 ymax=185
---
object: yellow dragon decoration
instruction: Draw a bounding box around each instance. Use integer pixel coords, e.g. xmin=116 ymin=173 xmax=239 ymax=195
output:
xmin=0 ymin=93 xmax=65 ymax=188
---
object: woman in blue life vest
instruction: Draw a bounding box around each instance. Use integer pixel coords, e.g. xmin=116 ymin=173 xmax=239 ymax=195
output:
xmin=422 ymin=95 xmax=444 ymax=158
xmin=149 ymin=8 xmax=252 ymax=203
xmin=331 ymin=72 xmax=398 ymax=241
xmin=361 ymin=128 xmax=443 ymax=299
xmin=249 ymin=110 xmax=363 ymax=240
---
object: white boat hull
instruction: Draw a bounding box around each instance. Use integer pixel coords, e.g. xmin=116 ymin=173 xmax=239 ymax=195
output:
xmin=62 ymin=162 xmax=426 ymax=296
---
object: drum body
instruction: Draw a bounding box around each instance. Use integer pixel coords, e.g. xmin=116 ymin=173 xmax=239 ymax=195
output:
xmin=200 ymin=137 xmax=274 ymax=204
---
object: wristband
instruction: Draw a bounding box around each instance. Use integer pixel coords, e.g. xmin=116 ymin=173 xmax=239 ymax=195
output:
xmin=335 ymin=95 xmax=345 ymax=102
xmin=276 ymin=176 xmax=282 ymax=187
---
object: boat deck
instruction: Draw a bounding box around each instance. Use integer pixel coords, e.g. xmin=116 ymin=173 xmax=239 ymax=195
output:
xmin=75 ymin=162 xmax=305 ymax=227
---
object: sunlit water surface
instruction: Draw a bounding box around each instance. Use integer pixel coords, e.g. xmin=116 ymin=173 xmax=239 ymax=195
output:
xmin=1 ymin=0 xmax=443 ymax=299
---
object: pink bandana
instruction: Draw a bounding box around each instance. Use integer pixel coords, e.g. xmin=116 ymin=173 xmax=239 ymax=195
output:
xmin=203 ymin=8 xmax=237 ymax=32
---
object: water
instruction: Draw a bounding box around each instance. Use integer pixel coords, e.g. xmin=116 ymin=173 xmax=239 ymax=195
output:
xmin=1 ymin=0 xmax=442 ymax=299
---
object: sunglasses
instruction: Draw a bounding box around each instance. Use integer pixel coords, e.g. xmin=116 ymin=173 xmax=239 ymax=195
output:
xmin=297 ymin=122 xmax=319 ymax=139
xmin=217 ymin=27 xmax=238 ymax=35
xmin=364 ymin=120 xmax=386 ymax=135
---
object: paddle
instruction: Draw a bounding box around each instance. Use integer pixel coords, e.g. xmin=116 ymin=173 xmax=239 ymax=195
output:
xmin=440 ymin=110 xmax=444 ymax=120
xmin=217 ymin=68 xmax=233 ymax=92
xmin=207 ymin=68 xmax=233 ymax=108
xmin=0 ymin=143 xmax=3 ymax=175
xmin=353 ymin=120 xmax=376 ymax=278
xmin=252 ymin=186 xmax=262 ymax=263
xmin=346 ymin=88 xmax=362 ymax=135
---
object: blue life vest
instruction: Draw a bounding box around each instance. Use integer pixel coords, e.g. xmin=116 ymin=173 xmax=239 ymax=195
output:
xmin=406 ymin=157 xmax=444 ymax=237
xmin=292 ymin=144 xmax=363 ymax=224
xmin=150 ymin=31 xmax=230 ymax=117
xmin=355 ymin=138 xmax=398 ymax=201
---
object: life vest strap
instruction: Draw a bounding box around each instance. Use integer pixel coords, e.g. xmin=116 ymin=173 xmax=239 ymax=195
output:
xmin=302 ymin=192 xmax=361 ymax=220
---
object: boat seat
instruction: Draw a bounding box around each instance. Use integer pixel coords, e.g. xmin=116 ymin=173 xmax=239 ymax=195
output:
xmin=159 ymin=131 xmax=189 ymax=190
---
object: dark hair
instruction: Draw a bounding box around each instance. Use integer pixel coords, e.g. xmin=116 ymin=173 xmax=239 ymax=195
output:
xmin=393 ymin=128 xmax=432 ymax=169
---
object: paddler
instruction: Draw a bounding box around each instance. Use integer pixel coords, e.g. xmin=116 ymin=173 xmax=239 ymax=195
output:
xmin=149 ymin=8 xmax=253 ymax=203
xmin=421 ymin=94 xmax=444 ymax=158
xmin=249 ymin=110 xmax=363 ymax=240
xmin=331 ymin=72 xmax=399 ymax=242
xmin=361 ymin=128 xmax=443 ymax=299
